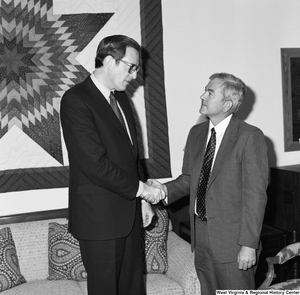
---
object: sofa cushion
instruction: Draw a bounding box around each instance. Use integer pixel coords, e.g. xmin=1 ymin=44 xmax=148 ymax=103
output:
xmin=0 ymin=227 xmax=26 ymax=292
xmin=0 ymin=279 xmax=84 ymax=295
xmin=77 ymin=281 xmax=88 ymax=295
xmin=142 ymin=205 xmax=169 ymax=274
xmin=48 ymin=223 xmax=87 ymax=281
xmin=78 ymin=275 xmax=185 ymax=295
xmin=145 ymin=274 xmax=184 ymax=295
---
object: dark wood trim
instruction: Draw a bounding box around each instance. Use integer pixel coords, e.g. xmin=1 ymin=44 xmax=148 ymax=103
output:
xmin=0 ymin=208 xmax=68 ymax=225
xmin=281 ymin=48 xmax=300 ymax=151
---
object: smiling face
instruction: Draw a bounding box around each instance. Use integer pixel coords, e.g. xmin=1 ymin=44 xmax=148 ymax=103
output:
xmin=200 ymin=78 xmax=231 ymax=125
xmin=109 ymin=47 xmax=139 ymax=92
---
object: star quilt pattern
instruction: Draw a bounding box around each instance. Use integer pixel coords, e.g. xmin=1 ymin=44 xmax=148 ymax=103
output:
xmin=0 ymin=0 xmax=171 ymax=193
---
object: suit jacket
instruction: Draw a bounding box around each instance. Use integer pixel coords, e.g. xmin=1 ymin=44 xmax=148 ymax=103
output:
xmin=166 ymin=115 xmax=268 ymax=263
xmin=60 ymin=76 xmax=144 ymax=241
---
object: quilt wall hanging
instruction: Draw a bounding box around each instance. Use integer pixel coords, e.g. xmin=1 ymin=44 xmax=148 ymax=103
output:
xmin=0 ymin=0 xmax=171 ymax=193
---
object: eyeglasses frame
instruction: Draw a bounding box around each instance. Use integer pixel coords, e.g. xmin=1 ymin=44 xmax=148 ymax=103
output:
xmin=118 ymin=59 xmax=140 ymax=74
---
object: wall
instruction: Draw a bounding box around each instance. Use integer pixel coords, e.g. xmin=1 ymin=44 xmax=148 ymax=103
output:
xmin=1 ymin=0 xmax=300 ymax=216
xmin=162 ymin=0 xmax=300 ymax=180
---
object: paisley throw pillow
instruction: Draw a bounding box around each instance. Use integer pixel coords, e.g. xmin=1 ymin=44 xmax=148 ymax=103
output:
xmin=142 ymin=205 xmax=169 ymax=274
xmin=0 ymin=227 xmax=26 ymax=292
xmin=48 ymin=223 xmax=87 ymax=281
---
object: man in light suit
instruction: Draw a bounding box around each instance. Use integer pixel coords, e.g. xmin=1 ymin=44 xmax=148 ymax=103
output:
xmin=149 ymin=73 xmax=268 ymax=293
xmin=60 ymin=35 xmax=164 ymax=295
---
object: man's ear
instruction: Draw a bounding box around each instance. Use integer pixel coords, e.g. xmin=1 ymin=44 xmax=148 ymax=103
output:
xmin=223 ymin=100 xmax=233 ymax=113
xmin=103 ymin=55 xmax=115 ymax=70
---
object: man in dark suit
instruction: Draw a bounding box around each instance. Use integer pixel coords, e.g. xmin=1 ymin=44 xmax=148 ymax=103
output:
xmin=148 ymin=73 xmax=268 ymax=293
xmin=60 ymin=35 xmax=164 ymax=295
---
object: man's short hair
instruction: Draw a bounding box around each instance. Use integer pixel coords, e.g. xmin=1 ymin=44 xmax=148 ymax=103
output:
xmin=210 ymin=72 xmax=247 ymax=113
xmin=95 ymin=35 xmax=141 ymax=68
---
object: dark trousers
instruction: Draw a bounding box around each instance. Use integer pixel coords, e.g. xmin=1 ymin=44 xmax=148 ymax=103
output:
xmin=194 ymin=217 xmax=255 ymax=294
xmin=79 ymin=209 xmax=146 ymax=295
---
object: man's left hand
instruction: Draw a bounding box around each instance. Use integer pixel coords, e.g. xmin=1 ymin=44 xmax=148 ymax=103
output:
xmin=237 ymin=246 xmax=256 ymax=270
xmin=141 ymin=201 xmax=155 ymax=227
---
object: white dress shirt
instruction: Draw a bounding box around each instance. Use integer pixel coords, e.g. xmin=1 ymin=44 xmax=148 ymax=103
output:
xmin=208 ymin=114 xmax=232 ymax=168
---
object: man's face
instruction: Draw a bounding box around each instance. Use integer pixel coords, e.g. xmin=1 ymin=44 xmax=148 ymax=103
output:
xmin=199 ymin=78 xmax=227 ymax=120
xmin=110 ymin=47 xmax=139 ymax=92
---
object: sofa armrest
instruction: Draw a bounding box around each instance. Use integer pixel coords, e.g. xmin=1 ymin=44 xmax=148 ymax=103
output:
xmin=166 ymin=231 xmax=201 ymax=295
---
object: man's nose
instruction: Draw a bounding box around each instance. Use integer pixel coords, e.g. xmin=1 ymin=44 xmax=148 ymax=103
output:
xmin=130 ymin=71 xmax=138 ymax=79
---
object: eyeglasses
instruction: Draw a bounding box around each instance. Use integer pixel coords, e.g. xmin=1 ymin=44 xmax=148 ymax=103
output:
xmin=119 ymin=60 xmax=140 ymax=74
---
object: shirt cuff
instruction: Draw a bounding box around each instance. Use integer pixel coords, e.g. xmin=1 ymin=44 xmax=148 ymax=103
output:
xmin=162 ymin=184 xmax=168 ymax=205
xmin=137 ymin=181 xmax=144 ymax=197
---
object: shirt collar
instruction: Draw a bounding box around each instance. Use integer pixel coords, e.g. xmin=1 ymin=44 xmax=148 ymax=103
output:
xmin=90 ymin=72 xmax=111 ymax=101
xmin=209 ymin=114 xmax=232 ymax=135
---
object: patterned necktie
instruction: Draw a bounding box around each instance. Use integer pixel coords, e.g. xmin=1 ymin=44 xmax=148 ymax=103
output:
xmin=196 ymin=127 xmax=216 ymax=220
xmin=109 ymin=92 xmax=127 ymax=131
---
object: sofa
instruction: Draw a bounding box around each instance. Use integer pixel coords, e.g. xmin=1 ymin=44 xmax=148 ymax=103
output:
xmin=0 ymin=207 xmax=201 ymax=295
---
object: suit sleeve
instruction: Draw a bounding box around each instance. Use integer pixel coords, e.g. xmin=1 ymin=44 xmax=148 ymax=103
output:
xmin=60 ymin=91 xmax=140 ymax=199
xmin=238 ymin=128 xmax=268 ymax=249
xmin=165 ymin=130 xmax=193 ymax=204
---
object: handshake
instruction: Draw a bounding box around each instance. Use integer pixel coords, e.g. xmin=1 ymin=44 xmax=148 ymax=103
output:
xmin=140 ymin=179 xmax=167 ymax=205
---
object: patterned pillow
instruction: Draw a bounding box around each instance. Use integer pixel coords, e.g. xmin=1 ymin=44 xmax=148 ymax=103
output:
xmin=0 ymin=227 xmax=26 ymax=292
xmin=48 ymin=223 xmax=87 ymax=281
xmin=142 ymin=205 xmax=169 ymax=274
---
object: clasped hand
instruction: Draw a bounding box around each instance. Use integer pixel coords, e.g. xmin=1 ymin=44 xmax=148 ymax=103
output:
xmin=140 ymin=179 xmax=166 ymax=204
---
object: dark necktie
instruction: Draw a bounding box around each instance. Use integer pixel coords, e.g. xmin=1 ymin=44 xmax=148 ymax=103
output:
xmin=196 ymin=127 xmax=216 ymax=220
xmin=109 ymin=92 xmax=127 ymax=131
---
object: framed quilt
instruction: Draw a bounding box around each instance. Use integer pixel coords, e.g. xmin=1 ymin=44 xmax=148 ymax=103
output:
xmin=0 ymin=0 xmax=171 ymax=192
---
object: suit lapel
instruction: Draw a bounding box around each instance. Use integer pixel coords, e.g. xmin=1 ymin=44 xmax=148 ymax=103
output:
xmin=84 ymin=77 xmax=137 ymax=154
xmin=208 ymin=115 xmax=239 ymax=187
xmin=116 ymin=93 xmax=138 ymax=154
xmin=193 ymin=122 xmax=210 ymax=188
